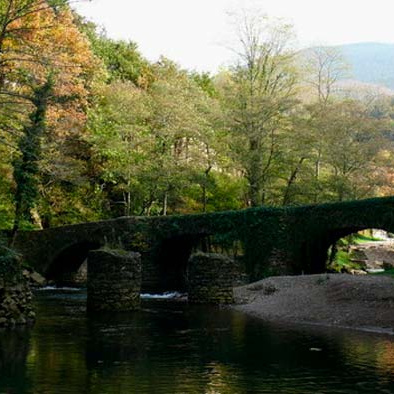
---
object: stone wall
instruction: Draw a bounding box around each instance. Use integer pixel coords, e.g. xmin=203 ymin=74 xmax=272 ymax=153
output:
xmin=187 ymin=252 xmax=234 ymax=304
xmin=0 ymin=277 xmax=35 ymax=327
xmin=87 ymin=249 xmax=141 ymax=312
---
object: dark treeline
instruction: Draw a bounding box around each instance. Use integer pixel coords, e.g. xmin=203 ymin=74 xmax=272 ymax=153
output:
xmin=1 ymin=1 xmax=394 ymax=230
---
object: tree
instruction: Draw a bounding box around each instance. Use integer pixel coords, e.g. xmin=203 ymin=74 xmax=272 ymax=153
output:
xmin=79 ymin=18 xmax=153 ymax=87
xmin=88 ymin=58 xmax=231 ymax=217
xmin=301 ymin=46 xmax=349 ymax=104
xmin=0 ymin=0 xmax=70 ymax=91
xmin=322 ymin=101 xmax=386 ymax=201
xmin=148 ymin=59 xmax=228 ymax=215
xmin=12 ymin=75 xmax=53 ymax=232
xmin=0 ymin=1 xmax=98 ymax=229
xmin=221 ymin=12 xmax=298 ymax=206
xmin=290 ymin=47 xmax=349 ymax=202
xmin=88 ymin=81 xmax=152 ymax=217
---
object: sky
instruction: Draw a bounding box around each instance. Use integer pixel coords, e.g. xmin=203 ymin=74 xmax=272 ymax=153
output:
xmin=73 ymin=0 xmax=394 ymax=73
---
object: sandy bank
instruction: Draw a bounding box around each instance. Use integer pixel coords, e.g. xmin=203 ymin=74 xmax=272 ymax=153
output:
xmin=233 ymin=274 xmax=394 ymax=334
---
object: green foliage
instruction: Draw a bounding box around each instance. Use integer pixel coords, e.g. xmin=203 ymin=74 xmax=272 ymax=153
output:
xmin=87 ymin=58 xmax=235 ymax=217
xmin=327 ymin=230 xmax=386 ymax=273
xmin=0 ymin=169 xmax=14 ymax=229
xmin=190 ymin=72 xmax=217 ymax=97
xmin=12 ymin=76 xmax=54 ymax=231
xmin=0 ymin=238 xmax=20 ymax=281
xmin=336 ymin=232 xmax=381 ymax=247
xmin=352 ymin=233 xmax=382 ymax=243
xmin=218 ymin=13 xmax=299 ymax=207
xmin=182 ymin=172 xmax=245 ymax=213
xmin=329 ymin=250 xmax=352 ymax=272
xmin=80 ymin=21 xmax=152 ymax=86
xmin=373 ymin=268 xmax=394 ymax=277
xmin=47 ymin=0 xmax=69 ymax=10
xmin=1 ymin=4 xmax=394 ymax=235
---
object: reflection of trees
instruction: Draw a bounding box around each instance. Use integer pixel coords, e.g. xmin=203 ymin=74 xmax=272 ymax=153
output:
xmin=0 ymin=328 xmax=30 ymax=393
xmin=204 ymin=362 xmax=240 ymax=394
xmin=341 ymin=335 xmax=394 ymax=377
xmin=306 ymin=329 xmax=394 ymax=393
xmin=377 ymin=341 xmax=394 ymax=375
xmin=26 ymin=333 xmax=88 ymax=393
xmin=2 ymin=294 xmax=394 ymax=393
xmin=85 ymin=307 xmax=209 ymax=393
xmin=22 ymin=293 xmax=89 ymax=393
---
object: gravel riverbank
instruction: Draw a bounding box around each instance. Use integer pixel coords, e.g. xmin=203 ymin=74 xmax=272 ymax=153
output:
xmin=233 ymin=274 xmax=394 ymax=334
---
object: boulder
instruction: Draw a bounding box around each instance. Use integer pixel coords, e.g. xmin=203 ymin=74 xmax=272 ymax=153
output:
xmin=29 ymin=271 xmax=46 ymax=287
xmin=23 ymin=269 xmax=46 ymax=287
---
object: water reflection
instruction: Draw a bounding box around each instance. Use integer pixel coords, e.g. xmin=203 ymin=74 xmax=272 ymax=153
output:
xmin=0 ymin=290 xmax=393 ymax=394
xmin=0 ymin=328 xmax=30 ymax=394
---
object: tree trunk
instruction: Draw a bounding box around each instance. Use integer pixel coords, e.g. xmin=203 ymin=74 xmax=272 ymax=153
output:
xmin=202 ymin=165 xmax=212 ymax=213
xmin=282 ymin=157 xmax=305 ymax=206
xmin=162 ymin=191 xmax=168 ymax=216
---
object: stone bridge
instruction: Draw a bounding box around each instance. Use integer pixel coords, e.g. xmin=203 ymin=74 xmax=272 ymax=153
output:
xmin=12 ymin=197 xmax=394 ymax=292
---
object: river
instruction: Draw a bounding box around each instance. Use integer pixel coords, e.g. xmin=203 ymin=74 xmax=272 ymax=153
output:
xmin=0 ymin=289 xmax=393 ymax=393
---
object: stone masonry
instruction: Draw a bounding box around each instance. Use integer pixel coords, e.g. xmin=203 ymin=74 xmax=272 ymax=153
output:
xmin=12 ymin=196 xmax=394 ymax=285
xmin=87 ymin=249 xmax=141 ymax=312
xmin=0 ymin=276 xmax=35 ymax=327
xmin=187 ymin=252 xmax=234 ymax=304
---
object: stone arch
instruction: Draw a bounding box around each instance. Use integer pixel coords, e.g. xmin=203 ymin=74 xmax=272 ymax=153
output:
xmin=145 ymin=231 xmax=246 ymax=293
xmin=149 ymin=235 xmax=199 ymax=293
xmin=46 ymin=240 xmax=103 ymax=285
xmin=299 ymin=227 xmax=361 ymax=274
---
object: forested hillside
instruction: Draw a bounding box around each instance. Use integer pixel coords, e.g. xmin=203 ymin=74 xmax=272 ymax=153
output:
xmin=1 ymin=1 xmax=394 ymax=231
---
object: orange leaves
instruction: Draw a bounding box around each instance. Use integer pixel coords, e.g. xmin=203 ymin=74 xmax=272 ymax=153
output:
xmin=2 ymin=1 xmax=97 ymax=136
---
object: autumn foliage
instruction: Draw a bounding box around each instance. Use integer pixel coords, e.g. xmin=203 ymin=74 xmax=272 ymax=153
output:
xmin=0 ymin=2 xmax=394 ymax=230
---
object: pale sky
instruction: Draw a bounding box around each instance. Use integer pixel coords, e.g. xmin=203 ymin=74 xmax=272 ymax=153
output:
xmin=73 ymin=0 xmax=394 ymax=73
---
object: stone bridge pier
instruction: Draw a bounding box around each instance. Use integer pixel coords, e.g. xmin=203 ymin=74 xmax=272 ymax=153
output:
xmin=187 ymin=253 xmax=234 ymax=304
xmin=86 ymin=249 xmax=235 ymax=308
xmin=87 ymin=249 xmax=142 ymax=312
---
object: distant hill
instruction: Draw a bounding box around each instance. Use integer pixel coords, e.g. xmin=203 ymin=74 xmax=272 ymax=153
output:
xmin=335 ymin=42 xmax=394 ymax=90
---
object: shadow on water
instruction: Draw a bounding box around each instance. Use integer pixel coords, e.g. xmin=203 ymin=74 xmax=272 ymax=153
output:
xmin=0 ymin=289 xmax=393 ymax=393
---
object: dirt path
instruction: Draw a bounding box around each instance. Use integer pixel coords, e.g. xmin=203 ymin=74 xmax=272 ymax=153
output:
xmin=233 ymin=274 xmax=394 ymax=334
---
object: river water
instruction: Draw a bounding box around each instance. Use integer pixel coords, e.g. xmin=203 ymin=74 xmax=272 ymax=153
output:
xmin=0 ymin=289 xmax=393 ymax=394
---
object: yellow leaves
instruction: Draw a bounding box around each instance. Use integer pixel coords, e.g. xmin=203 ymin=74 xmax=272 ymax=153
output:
xmin=2 ymin=1 xmax=98 ymax=139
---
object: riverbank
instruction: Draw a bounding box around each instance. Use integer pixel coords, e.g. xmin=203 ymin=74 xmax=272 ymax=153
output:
xmin=233 ymin=274 xmax=394 ymax=334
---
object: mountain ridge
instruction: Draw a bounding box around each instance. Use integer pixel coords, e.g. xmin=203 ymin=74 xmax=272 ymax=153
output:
xmin=332 ymin=42 xmax=394 ymax=90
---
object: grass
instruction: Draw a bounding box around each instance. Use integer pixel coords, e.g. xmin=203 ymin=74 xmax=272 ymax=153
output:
xmin=372 ymin=268 xmax=394 ymax=278
xmin=328 ymin=250 xmax=365 ymax=272
xmin=353 ymin=233 xmax=383 ymax=244
xmin=339 ymin=233 xmax=382 ymax=247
